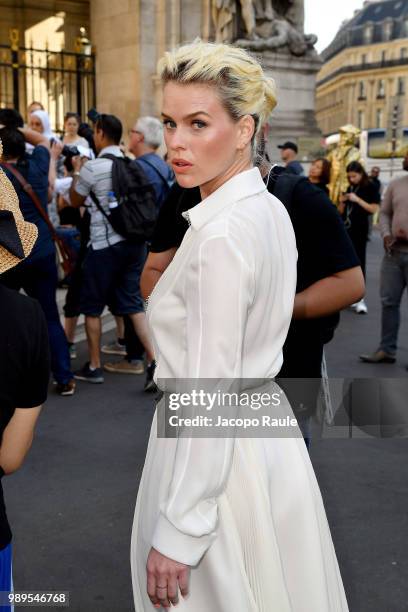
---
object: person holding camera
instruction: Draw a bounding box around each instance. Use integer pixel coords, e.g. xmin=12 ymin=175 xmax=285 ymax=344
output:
xmin=339 ymin=161 xmax=380 ymax=314
xmin=0 ymin=118 xmax=74 ymax=396
xmin=48 ymin=140 xmax=93 ymax=359
xmin=103 ymin=116 xmax=173 ymax=384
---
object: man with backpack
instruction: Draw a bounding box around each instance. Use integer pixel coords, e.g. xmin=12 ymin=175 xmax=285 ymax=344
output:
xmin=70 ymin=113 xmax=155 ymax=384
xmin=103 ymin=116 xmax=173 ymax=389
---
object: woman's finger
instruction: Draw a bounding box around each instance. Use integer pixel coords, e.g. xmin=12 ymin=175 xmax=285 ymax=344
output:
xmin=147 ymin=571 xmax=159 ymax=606
xmin=178 ymin=567 xmax=190 ymax=598
xmin=156 ymin=585 xmax=171 ymax=609
xmin=167 ymin=574 xmax=179 ymax=606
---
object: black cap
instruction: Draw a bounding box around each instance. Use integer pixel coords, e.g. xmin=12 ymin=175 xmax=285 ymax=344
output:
xmin=277 ymin=141 xmax=298 ymax=153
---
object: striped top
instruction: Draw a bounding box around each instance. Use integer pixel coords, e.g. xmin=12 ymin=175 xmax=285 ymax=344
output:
xmin=75 ymin=145 xmax=125 ymax=250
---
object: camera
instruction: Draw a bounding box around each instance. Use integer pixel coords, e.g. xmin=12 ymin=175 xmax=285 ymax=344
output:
xmin=62 ymin=145 xmax=80 ymax=157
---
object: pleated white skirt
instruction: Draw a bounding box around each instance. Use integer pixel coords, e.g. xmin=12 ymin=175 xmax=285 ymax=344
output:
xmin=131 ymin=409 xmax=349 ymax=612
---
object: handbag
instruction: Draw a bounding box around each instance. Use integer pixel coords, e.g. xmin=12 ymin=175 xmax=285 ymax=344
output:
xmin=2 ymin=162 xmax=75 ymax=276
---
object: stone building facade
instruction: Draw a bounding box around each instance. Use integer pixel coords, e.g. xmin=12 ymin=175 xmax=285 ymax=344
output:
xmin=0 ymin=0 xmax=89 ymax=52
xmin=316 ymin=0 xmax=408 ymax=136
xmin=1 ymin=1 xmax=320 ymax=158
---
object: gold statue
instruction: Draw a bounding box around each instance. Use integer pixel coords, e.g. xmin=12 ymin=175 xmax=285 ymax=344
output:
xmin=327 ymin=124 xmax=362 ymax=206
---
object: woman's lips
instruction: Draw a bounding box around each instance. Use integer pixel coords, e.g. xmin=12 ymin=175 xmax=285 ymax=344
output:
xmin=172 ymin=159 xmax=193 ymax=173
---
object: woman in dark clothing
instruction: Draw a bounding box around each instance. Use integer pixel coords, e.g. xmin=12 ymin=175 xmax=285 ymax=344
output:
xmin=339 ymin=161 xmax=380 ymax=314
xmin=308 ymin=158 xmax=331 ymax=195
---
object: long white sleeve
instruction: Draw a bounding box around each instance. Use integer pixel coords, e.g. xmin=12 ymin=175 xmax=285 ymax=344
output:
xmin=151 ymin=231 xmax=254 ymax=566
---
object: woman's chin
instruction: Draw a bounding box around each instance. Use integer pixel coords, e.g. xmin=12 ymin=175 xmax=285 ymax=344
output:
xmin=175 ymin=175 xmax=200 ymax=189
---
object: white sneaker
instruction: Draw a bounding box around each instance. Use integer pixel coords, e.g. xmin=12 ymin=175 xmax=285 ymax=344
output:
xmin=355 ymin=299 xmax=368 ymax=314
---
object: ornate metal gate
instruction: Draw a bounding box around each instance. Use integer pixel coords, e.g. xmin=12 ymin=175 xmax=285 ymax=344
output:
xmin=0 ymin=29 xmax=96 ymax=134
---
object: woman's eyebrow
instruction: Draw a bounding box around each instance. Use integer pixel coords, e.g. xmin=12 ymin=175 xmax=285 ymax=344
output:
xmin=161 ymin=111 xmax=211 ymax=120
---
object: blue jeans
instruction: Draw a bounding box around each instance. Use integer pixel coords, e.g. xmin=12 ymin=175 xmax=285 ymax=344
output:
xmin=1 ymin=254 xmax=72 ymax=384
xmin=0 ymin=543 xmax=12 ymax=611
xmin=379 ymin=250 xmax=408 ymax=356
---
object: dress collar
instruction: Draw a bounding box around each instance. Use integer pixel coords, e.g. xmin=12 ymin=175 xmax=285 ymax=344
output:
xmin=182 ymin=167 xmax=266 ymax=230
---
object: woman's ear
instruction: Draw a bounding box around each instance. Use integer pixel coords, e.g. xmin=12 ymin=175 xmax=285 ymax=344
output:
xmin=237 ymin=115 xmax=255 ymax=150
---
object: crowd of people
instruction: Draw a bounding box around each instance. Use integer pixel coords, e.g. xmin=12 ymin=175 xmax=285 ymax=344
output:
xmin=0 ymin=105 xmax=174 ymax=396
xmin=0 ymin=36 xmax=408 ymax=611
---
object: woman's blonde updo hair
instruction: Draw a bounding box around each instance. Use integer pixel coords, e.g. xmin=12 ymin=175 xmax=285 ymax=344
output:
xmin=158 ymin=40 xmax=277 ymax=141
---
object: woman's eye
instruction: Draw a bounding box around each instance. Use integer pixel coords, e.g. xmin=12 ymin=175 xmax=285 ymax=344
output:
xmin=192 ymin=120 xmax=207 ymax=129
xmin=163 ymin=119 xmax=176 ymax=129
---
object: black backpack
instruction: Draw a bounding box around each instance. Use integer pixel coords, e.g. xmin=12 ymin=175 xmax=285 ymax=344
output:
xmin=90 ymin=154 xmax=158 ymax=242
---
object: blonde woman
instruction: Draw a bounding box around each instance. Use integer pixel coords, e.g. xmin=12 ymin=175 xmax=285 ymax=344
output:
xmin=131 ymin=41 xmax=349 ymax=611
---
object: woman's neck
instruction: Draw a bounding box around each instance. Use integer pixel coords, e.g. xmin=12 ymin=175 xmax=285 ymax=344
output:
xmin=64 ymin=134 xmax=78 ymax=143
xmin=200 ymin=158 xmax=253 ymax=201
xmin=309 ymin=176 xmax=319 ymax=184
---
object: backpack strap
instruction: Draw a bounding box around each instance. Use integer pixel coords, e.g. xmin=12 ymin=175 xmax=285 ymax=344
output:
xmin=2 ymin=162 xmax=57 ymax=240
xmin=89 ymin=190 xmax=111 ymax=222
xmin=136 ymin=157 xmax=173 ymax=189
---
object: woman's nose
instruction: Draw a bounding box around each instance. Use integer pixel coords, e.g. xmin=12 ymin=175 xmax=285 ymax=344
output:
xmin=168 ymin=127 xmax=187 ymax=151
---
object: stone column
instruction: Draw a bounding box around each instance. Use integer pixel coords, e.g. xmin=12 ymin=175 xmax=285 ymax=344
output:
xmin=263 ymin=50 xmax=323 ymax=161
xmin=170 ymin=0 xmax=181 ymax=49
xmin=150 ymin=0 xmax=167 ymax=117
xmin=201 ymin=0 xmax=211 ymax=41
xmin=90 ymin=0 xmax=140 ymax=132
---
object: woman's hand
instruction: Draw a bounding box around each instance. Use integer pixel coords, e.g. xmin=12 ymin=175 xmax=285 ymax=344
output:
xmin=346 ymin=192 xmax=359 ymax=203
xmin=146 ymin=547 xmax=190 ymax=608
xmin=337 ymin=201 xmax=346 ymax=215
xmin=50 ymin=140 xmax=63 ymax=160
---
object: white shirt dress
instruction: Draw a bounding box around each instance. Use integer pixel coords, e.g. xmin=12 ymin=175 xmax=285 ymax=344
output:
xmin=131 ymin=168 xmax=349 ymax=611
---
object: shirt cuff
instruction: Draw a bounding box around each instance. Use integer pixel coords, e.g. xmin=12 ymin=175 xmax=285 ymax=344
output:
xmin=152 ymin=512 xmax=216 ymax=567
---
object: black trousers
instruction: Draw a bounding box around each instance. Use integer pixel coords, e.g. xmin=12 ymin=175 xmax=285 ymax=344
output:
xmin=277 ymin=322 xmax=324 ymax=420
xmin=124 ymin=314 xmax=145 ymax=361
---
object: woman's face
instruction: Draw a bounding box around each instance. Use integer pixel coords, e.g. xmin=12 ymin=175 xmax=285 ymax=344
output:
xmin=65 ymin=117 xmax=79 ymax=135
xmin=29 ymin=115 xmax=44 ymax=133
xmin=309 ymin=160 xmax=323 ymax=180
xmin=347 ymin=171 xmax=362 ymax=186
xmin=162 ymin=81 xmax=251 ymax=194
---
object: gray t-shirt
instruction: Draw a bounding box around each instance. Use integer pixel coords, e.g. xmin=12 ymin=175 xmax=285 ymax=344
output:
xmin=74 ymin=145 xmax=125 ymax=250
